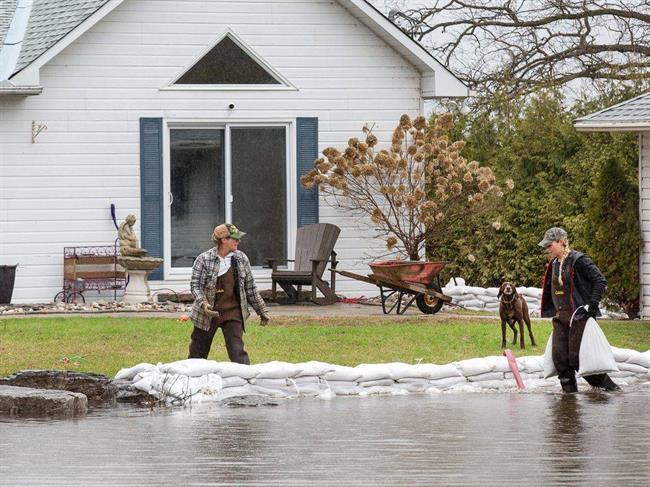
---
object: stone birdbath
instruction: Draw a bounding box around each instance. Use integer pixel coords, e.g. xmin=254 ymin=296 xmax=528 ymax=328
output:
xmin=117 ymin=214 xmax=163 ymax=304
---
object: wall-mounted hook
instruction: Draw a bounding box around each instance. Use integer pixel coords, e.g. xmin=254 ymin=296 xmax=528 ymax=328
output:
xmin=32 ymin=121 xmax=47 ymax=143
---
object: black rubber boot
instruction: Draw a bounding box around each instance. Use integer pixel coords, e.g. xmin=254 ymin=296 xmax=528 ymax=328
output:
xmin=560 ymin=377 xmax=578 ymax=393
xmin=600 ymin=375 xmax=622 ymax=392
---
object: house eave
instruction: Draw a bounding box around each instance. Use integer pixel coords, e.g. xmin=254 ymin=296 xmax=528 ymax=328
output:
xmin=574 ymin=121 xmax=650 ymax=132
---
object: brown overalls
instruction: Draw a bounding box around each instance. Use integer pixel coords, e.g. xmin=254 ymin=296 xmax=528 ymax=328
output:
xmin=551 ymin=258 xmax=610 ymax=391
xmin=188 ymin=267 xmax=250 ymax=364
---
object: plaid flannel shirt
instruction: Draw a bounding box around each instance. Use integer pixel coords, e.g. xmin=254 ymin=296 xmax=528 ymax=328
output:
xmin=189 ymin=248 xmax=268 ymax=331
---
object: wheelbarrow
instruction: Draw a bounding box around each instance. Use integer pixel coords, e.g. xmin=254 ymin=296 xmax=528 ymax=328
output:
xmin=334 ymin=260 xmax=452 ymax=315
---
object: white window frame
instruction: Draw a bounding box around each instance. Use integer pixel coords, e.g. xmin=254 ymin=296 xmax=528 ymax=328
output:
xmin=161 ymin=28 xmax=297 ymax=92
xmin=163 ymin=119 xmax=296 ymax=280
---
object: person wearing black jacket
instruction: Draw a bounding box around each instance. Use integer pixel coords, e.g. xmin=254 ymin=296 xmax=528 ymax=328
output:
xmin=539 ymin=227 xmax=620 ymax=393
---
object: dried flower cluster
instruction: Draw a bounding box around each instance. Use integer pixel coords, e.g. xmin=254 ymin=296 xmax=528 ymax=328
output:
xmin=302 ymin=113 xmax=511 ymax=260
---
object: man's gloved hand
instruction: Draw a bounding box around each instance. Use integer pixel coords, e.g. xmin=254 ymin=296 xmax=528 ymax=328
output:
xmin=587 ymin=303 xmax=599 ymax=319
xmin=260 ymin=313 xmax=270 ymax=326
xmin=201 ymin=302 xmax=220 ymax=318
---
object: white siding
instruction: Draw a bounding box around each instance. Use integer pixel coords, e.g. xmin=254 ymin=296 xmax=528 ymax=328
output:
xmin=639 ymin=132 xmax=650 ymax=319
xmin=0 ymin=0 xmax=426 ymax=303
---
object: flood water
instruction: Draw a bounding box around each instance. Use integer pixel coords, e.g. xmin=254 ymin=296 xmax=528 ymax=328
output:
xmin=1 ymin=388 xmax=649 ymax=486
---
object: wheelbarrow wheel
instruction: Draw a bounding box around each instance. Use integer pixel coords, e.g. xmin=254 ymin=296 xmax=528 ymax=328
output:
xmin=416 ymin=282 xmax=444 ymax=314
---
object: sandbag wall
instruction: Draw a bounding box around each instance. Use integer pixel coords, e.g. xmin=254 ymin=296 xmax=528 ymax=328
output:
xmin=116 ymin=348 xmax=650 ymax=405
xmin=442 ymin=278 xmax=543 ymax=315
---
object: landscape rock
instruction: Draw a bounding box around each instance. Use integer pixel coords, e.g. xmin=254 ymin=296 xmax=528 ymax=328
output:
xmin=0 ymin=385 xmax=87 ymax=417
xmin=2 ymin=370 xmax=116 ymax=405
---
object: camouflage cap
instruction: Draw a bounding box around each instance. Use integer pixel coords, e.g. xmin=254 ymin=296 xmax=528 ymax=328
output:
xmin=212 ymin=223 xmax=246 ymax=241
xmin=538 ymin=227 xmax=568 ymax=247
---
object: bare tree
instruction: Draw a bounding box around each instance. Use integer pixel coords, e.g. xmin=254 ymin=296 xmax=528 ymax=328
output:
xmin=387 ymin=0 xmax=650 ymax=95
xmin=302 ymin=114 xmax=508 ymax=260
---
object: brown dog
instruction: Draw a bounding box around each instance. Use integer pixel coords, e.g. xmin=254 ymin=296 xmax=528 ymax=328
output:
xmin=498 ymin=282 xmax=536 ymax=349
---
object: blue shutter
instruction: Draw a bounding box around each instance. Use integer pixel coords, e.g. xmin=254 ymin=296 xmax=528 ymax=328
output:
xmin=296 ymin=117 xmax=319 ymax=227
xmin=140 ymin=118 xmax=164 ymax=280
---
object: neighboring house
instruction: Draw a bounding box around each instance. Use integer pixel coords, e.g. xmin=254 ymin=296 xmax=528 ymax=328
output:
xmin=0 ymin=0 xmax=468 ymax=303
xmin=574 ymin=92 xmax=650 ymax=318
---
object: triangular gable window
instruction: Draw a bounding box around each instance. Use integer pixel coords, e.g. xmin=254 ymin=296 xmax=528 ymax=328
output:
xmin=175 ymin=34 xmax=282 ymax=85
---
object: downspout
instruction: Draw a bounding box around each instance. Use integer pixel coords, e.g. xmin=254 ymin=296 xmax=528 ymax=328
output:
xmin=0 ymin=0 xmax=34 ymax=81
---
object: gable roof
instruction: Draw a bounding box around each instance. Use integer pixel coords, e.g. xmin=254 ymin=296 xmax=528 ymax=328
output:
xmin=0 ymin=0 xmax=110 ymax=81
xmin=0 ymin=0 xmax=468 ymax=97
xmin=574 ymin=92 xmax=650 ymax=132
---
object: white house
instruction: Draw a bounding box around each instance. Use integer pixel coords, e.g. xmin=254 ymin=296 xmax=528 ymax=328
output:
xmin=574 ymin=91 xmax=650 ymax=318
xmin=0 ymin=0 xmax=468 ymax=304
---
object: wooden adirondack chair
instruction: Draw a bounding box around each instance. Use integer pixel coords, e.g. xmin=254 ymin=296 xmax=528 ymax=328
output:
xmin=268 ymin=223 xmax=340 ymax=305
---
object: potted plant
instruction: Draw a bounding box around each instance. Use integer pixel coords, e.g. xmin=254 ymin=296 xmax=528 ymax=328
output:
xmin=301 ymin=113 xmax=510 ymax=277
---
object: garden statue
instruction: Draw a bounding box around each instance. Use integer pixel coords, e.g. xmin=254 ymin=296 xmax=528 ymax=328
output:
xmin=116 ymin=214 xmax=162 ymax=303
xmin=118 ymin=214 xmax=147 ymax=257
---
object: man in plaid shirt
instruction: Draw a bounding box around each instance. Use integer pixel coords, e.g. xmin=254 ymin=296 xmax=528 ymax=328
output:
xmin=188 ymin=223 xmax=270 ymax=363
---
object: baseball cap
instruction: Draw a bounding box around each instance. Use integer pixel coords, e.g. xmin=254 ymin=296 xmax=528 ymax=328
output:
xmin=212 ymin=223 xmax=246 ymax=241
xmin=538 ymin=227 xmax=568 ymax=247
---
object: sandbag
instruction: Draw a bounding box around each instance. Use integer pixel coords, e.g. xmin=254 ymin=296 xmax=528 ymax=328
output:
xmin=358 ymin=379 xmax=395 ymax=388
xmin=249 ymin=377 xmax=293 ymax=388
xmin=467 ymin=372 xmax=505 ymax=382
xmin=543 ymin=333 xmax=558 ymax=379
xmin=387 ymin=363 xmax=432 ymax=380
xmin=484 ymin=355 xmax=512 ymax=373
xmin=428 ymin=376 xmax=467 ymax=389
xmin=221 ymin=376 xmax=248 ymax=388
xmin=214 ymin=362 xmax=259 ymax=379
xmin=115 ymin=362 xmax=155 ymax=381
xmin=324 ymin=366 xmax=363 ymax=382
xmin=455 ymin=357 xmax=494 ymax=377
xmin=295 ymin=361 xmax=335 ymax=378
xmin=251 ymin=361 xmax=304 ymax=379
xmin=517 ymin=355 xmax=544 ymax=373
xmin=158 ymin=359 xmax=222 ymax=377
xmin=354 ymin=364 xmax=392 ymax=382
xmin=577 ymin=318 xmax=619 ymax=377
xmin=616 ymin=362 xmax=649 ymax=375
xmin=626 ymin=351 xmax=650 ymax=369
xmin=415 ymin=363 xmax=462 ymax=380
xmin=460 ymin=299 xmax=485 ymax=309
xmin=611 ymin=346 xmax=638 ymax=363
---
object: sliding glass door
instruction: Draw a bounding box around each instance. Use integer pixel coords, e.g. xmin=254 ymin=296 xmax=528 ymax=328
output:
xmin=168 ymin=125 xmax=288 ymax=271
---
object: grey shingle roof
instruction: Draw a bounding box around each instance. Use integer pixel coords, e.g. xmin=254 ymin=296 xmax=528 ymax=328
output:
xmin=0 ymin=0 xmax=18 ymax=46
xmin=0 ymin=0 xmax=110 ymax=78
xmin=575 ymin=92 xmax=650 ymax=125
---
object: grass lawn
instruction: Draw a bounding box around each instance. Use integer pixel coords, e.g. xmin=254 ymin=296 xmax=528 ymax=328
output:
xmin=0 ymin=315 xmax=648 ymax=378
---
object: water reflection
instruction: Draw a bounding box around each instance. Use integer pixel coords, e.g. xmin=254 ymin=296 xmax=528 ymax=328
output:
xmin=1 ymin=391 xmax=648 ymax=486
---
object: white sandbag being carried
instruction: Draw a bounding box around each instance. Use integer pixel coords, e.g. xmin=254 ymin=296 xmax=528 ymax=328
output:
xmin=115 ymin=362 xmax=156 ymax=381
xmin=577 ymin=317 xmax=619 ymax=377
xmin=543 ymin=333 xmax=558 ymax=378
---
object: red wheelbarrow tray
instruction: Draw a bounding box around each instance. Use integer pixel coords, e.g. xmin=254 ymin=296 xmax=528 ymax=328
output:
xmin=368 ymin=260 xmax=446 ymax=286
